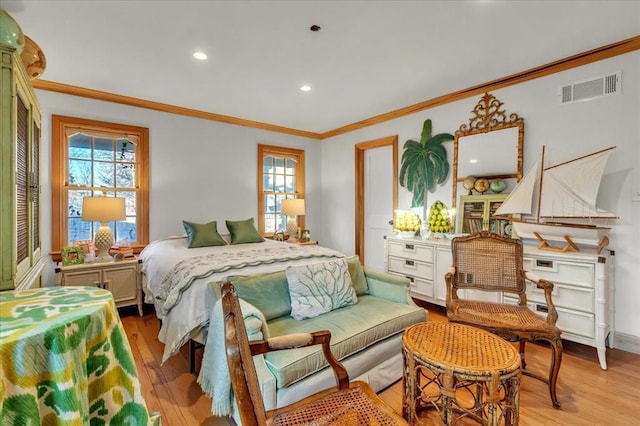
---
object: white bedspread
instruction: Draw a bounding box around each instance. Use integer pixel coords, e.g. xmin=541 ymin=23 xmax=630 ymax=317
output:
xmin=139 ymin=236 xmax=345 ymax=362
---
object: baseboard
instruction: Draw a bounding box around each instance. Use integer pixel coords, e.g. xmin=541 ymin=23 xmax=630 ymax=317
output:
xmin=612 ymin=331 xmax=640 ymax=355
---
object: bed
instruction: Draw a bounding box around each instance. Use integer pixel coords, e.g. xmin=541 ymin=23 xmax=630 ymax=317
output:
xmin=139 ymin=235 xmax=346 ymax=362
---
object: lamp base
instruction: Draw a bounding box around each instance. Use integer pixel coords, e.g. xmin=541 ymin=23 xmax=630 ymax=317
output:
xmin=94 ymin=224 xmax=114 ymax=262
xmin=286 ymin=218 xmax=298 ymax=242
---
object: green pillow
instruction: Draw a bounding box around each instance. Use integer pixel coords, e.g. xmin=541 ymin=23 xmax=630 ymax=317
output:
xmin=225 ymin=218 xmax=265 ymax=244
xmin=230 ymin=271 xmax=291 ymax=321
xmin=346 ymin=255 xmax=369 ymax=296
xmin=182 ymin=220 xmax=227 ymax=248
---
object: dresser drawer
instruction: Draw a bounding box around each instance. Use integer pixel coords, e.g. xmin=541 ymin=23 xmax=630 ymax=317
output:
xmin=406 ymin=275 xmax=434 ymax=298
xmin=505 ymin=297 xmax=595 ymax=339
xmin=555 ymin=306 xmax=595 ymax=339
xmin=388 ymin=256 xmax=434 ymax=279
xmin=526 ymin=281 xmax=594 ymax=313
xmin=63 ymin=270 xmax=102 ymax=287
xmin=524 ymin=257 xmax=595 ymax=288
xmin=390 ymin=271 xmax=434 ymax=299
xmin=388 ymin=240 xmax=434 ymax=262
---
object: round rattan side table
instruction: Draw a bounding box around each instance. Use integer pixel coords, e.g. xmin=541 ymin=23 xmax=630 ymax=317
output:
xmin=402 ymin=322 xmax=521 ymax=425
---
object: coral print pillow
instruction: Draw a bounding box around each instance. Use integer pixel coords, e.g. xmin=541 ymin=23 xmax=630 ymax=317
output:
xmin=286 ymin=258 xmax=357 ymax=320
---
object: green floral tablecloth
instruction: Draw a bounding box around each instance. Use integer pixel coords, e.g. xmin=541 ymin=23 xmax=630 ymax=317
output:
xmin=0 ymin=286 xmax=160 ymax=425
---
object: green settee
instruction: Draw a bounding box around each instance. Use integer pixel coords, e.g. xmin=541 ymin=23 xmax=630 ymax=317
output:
xmin=227 ymin=256 xmax=427 ymax=413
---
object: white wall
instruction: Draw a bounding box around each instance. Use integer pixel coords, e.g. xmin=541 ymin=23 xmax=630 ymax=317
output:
xmin=36 ymin=92 xmax=318 ymax=286
xmin=321 ymin=51 xmax=640 ymax=340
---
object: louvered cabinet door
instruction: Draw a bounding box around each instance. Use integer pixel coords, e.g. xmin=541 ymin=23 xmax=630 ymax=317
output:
xmin=15 ymin=93 xmax=29 ymax=278
xmin=0 ymin=45 xmax=43 ymax=290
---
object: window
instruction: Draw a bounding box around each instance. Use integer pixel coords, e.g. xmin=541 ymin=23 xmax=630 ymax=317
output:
xmin=52 ymin=116 xmax=149 ymax=260
xmin=257 ymin=145 xmax=305 ymax=236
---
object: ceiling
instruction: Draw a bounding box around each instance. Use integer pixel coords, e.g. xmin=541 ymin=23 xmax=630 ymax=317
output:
xmin=4 ymin=1 xmax=639 ymax=134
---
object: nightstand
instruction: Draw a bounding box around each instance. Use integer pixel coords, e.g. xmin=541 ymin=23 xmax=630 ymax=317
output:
xmin=55 ymin=257 xmax=143 ymax=316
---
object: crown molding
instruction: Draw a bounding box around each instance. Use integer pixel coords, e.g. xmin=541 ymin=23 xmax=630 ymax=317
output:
xmin=320 ymin=35 xmax=640 ymax=139
xmin=33 ymin=35 xmax=639 ymax=140
xmin=31 ymin=80 xmax=323 ymax=139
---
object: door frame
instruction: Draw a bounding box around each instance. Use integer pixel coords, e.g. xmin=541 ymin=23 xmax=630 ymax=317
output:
xmin=354 ymin=135 xmax=398 ymax=262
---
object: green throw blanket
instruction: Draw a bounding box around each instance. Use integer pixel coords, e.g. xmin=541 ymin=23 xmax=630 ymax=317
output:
xmin=197 ymin=297 xmax=269 ymax=417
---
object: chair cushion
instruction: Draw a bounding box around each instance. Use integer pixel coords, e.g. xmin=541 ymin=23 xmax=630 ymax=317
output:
xmin=273 ymin=385 xmax=397 ymax=425
xmin=450 ymin=300 xmax=561 ymax=335
xmin=265 ymin=295 xmax=426 ymax=388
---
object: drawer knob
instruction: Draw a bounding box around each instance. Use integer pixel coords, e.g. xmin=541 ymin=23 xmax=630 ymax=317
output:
xmin=404 ymin=244 xmax=414 ymax=250
xmin=405 ymin=260 xmax=415 ymax=267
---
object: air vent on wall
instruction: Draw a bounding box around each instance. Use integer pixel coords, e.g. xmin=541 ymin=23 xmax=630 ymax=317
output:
xmin=558 ymin=71 xmax=621 ymax=104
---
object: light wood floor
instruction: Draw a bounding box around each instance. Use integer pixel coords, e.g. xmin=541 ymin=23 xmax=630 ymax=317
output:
xmin=120 ymin=303 xmax=640 ymax=425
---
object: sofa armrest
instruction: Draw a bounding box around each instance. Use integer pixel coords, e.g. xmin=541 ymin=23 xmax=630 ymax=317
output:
xmin=250 ymin=330 xmax=349 ymax=391
xmin=363 ymin=267 xmax=411 ymax=304
xmin=238 ymin=323 xmax=278 ymax=411
xmin=231 ymin=359 xmax=278 ymax=423
xmin=236 ymin=301 xmax=278 ymax=409
xmin=252 ymin=352 xmax=278 ymax=410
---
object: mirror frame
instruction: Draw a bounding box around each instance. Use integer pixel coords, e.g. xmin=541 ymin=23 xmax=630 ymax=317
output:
xmin=452 ymin=93 xmax=524 ymax=224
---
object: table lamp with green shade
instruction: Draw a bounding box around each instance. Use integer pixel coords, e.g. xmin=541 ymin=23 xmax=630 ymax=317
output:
xmin=281 ymin=198 xmax=305 ymax=241
xmin=82 ymin=196 xmax=126 ymax=262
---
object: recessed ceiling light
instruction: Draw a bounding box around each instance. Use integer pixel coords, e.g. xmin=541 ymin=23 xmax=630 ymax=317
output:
xmin=193 ymin=51 xmax=208 ymax=60
xmin=300 ymin=85 xmax=311 ymax=92
xmin=469 ymin=159 xmax=478 ymax=163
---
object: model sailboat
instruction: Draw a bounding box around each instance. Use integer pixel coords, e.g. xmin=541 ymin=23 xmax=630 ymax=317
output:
xmin=494 ymin=146 xmax=616 ymax=252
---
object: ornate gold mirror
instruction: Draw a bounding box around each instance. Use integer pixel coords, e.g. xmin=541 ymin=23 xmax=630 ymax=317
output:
xmin=452 ymin=93 xmax=524 ymax=228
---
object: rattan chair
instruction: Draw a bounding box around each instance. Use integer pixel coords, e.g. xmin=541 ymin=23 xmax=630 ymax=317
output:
xmin=220 ymin=281 xmax=408 ymax=426
xmin=445 ymin=231 xmax=563 ymax=408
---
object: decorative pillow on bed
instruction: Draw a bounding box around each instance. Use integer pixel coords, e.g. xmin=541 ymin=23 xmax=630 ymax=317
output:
xmin=285 ymin=258 xmax=357 ymax=320
xmin=182 ymin=220 xmax=227 ymax=248
xmin=225 ymin=218 xmax=265 ymax=244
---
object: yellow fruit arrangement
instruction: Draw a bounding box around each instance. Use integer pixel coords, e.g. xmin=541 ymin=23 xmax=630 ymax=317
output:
xmin=394 ymin=211 xmax=421 ymax=233
xmin=428 ymin=200 xmax=451 ymax=233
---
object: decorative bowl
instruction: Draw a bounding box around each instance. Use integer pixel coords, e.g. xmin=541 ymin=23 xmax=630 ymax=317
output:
xmin=0 ymin=10 xmax=24 ymax=54
xmin=20 ymin=35 xmax=46 ymax=79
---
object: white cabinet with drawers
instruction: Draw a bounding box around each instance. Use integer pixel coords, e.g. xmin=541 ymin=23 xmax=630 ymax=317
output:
xmin=385 ymin=234 xmax=614 ymax=370
xmin=515 ymin=246 xmax=614 ymax=370
xmin=55 ymin=258 xmax=143 ymax=316
xmin=384 ymin=236 xmax=452 ymax=306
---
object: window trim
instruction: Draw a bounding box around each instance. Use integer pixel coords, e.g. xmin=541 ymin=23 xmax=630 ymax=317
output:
xmin=51 ymin=115 xmax=149 ymax=260
xmin=257 ymin=144 xmax=305 ymax=236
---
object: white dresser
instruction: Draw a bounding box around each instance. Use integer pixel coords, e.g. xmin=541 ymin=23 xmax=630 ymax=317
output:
xmin=384 ymin=234 xmax=614 ymax=369
xmin=516 ymin=246 xmax=614 ymax=370
xmin=384 ymin=236 xmax=452 ymax=307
